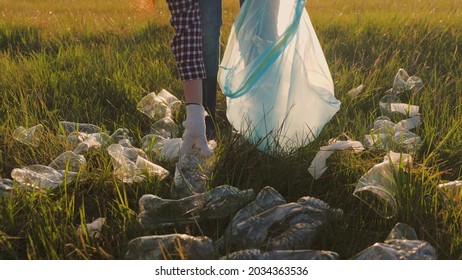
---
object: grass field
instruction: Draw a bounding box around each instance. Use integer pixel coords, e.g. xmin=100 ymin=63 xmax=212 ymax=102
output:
xmin=1 ymin=0 xmax=461 ymax=259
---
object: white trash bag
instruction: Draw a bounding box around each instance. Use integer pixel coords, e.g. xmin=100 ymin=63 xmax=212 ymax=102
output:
xmin=218 ymin=0 xmax=340 ymax=154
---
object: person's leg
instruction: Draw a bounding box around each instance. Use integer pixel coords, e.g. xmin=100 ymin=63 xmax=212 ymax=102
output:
xmin=166 ymin=0 xmax=211 ymax=157
xmin=199 ymin=0 xmax=222 ymax=140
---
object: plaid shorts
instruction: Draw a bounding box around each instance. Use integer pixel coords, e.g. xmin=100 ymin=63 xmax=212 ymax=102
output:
xmin=167 ymin=0 xmax=207 ymax=81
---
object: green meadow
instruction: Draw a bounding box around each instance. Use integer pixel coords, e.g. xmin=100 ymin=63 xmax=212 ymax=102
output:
xmin=0 ymin=0 xmax=461 ymax=259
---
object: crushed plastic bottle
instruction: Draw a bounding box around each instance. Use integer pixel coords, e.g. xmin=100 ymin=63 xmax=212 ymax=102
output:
xmin=77 ymin=217 xmax=106 ymax=238
xmin=13 ymin=124 xmax=44 ymax=147
xmin=73 ymin=132 xmax=112 ymax=154
xmin=217 ymin=189 xmax=343 ymax=252
xmin=138 ymin=185 xmax=254 ymax=230
xmin=353 ymin=151 xmax=413 ymax=218
xmin=125 ymin=234 xmax=214 ymax=260
xmin=137 ymin=89 xmax=181 ymax=120
xmin=352 ymin=223 xmax=436 ymax=260
xmin=221 ymin=249 xmax=339 ymax=260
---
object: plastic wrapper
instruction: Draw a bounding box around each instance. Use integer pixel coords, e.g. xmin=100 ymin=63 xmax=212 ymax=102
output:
xmin=125 ymin=234 xmax=214 ymax=260
xmin=217 ymin=190 xmax=342 ymax=252
xmin=218 ymin=0 xmax=340 ymax=153
xmin=353 ymin=151 xmax=413 ymax=218
xmin=308 ymin=139 xmax=364 ymax=179
xmin=221 ymin=249 xmax=339 ymax=260
xmin=353 ymin=223 xmax=436 ymax=260
xmin=13 ymin=124 xmax=44 ymax=147
xmin=138 ymin=185 xmax=254 ymax=230
xmin=137 ymin=89 xmax=181 ymax=120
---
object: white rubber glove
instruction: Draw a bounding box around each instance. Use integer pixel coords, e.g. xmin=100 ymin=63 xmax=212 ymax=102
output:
xmin=180 ymin=104 xmax=213 ymax=158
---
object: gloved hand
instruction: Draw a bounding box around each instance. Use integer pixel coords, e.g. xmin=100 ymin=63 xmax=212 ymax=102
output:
xmin=180 ymin=104 xmax=213 ymax=158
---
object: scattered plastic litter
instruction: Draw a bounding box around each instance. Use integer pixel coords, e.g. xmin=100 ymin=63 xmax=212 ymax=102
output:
xmin=138 ymin=185 xmax=254 ymax=230
xmin=49 ymin=151 xmax=86 ymax=173
xmin=364 ymin=116 xmax=422 ymax=152
xmin=107 ymin=144 xmax=169 ymax=184
xmin=347 ymin=84 xmax=364 ymax=98
xmin=392 ymin=68 xmax=423 ymax=93
xmin=172 ymin=150 xmax=216 ymax=198
xmin=216 ymin=187 xmax=343 ymax=253
xmin=437 ymin=180 xmax=462 ymax=202
xmin=0 ymin=178 xmax=14 ymax=197
xmin=141 ymin=134 xmax=182 ymax=162
xmin=150 ymin=116 xmax=180 ymax=139
xmin=221 ymin=249 xmax=339 ymax=260
xmin=59 ymin=121 xmax=102 ymax=134
xmin=77 ymin=217 xmax=106 ymax=238
xmin=353 ymin=151 xmax=413 ymax=218
xmin=352 ymin=223 xmax=436 ymax=260
xmin=137 ymin=89 xmax=181 ymax=120
xmin=308 ymin=139 xmax=364 ymax=179
xmin=11 ymin=165 xmax=71 ymax=189
xmin=125 ymin=234 xmax=214 ymax=260
xmin=13 ymin=124 xmax=44 ymax=147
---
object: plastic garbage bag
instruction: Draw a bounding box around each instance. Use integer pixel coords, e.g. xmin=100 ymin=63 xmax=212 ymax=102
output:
xmin=138 ymin=185 xmax=254 ymax=230
xmin=353 ymin=151 xmax=413 ymax=218
xmin=218 ymin=0 xmax=340 ymax=154
xmin=125 ymin=234 xmax=214 ymax=260
xmin=13 ymin=124 xmax=44 ymax=147
xmin=77 ymin=217 xmax=106 ymax=238
xmin=221 ymin=249 xmax=339 ymax=260
xmin=352 ymin=223 xmax=436 ymax=260
xmin=137 ymin=89 xmax=181 ymax=120
xmin=308 ymin=139 xmax=364 ymax=179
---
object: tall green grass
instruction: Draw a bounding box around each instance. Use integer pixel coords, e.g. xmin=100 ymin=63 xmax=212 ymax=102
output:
xmin=0 ymin=0 xmax=461 ymax=259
